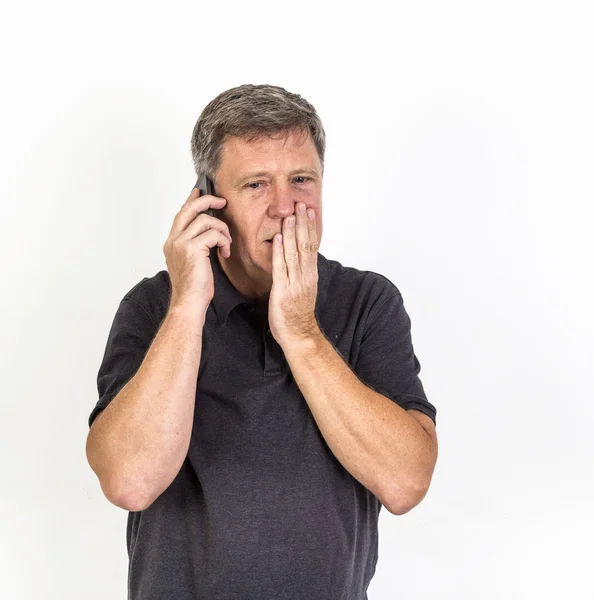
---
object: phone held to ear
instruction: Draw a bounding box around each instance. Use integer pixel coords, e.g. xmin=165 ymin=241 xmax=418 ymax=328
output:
xmin=195 ymin=174 xmax=217 ymax=218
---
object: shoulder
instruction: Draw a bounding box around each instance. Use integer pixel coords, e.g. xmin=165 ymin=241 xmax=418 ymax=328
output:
xmin=120 ymin=269 xmax=171 ymax=327
xmin=321 ymin=253 xmax=402 ymax=312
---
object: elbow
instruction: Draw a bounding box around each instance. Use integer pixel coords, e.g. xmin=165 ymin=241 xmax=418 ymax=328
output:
xmin=384 ymin=443 xmax=438 ymax=515
xmin=101 ymin=484 xmax=148 ymax=512
xmin=92 ymin=469 xmax=155 ymax=513
xmin=86 ymin=448 xmax=149 ymax=513
xmin=383 ymin=479 xmax=431 ymax=516
xmin=86 ymin=425 xmax=151 ymax=512
xmin=114 ymin=493 xmax=149 ymax=513
xmin=104 ymin=464 xmax=159 ymax=512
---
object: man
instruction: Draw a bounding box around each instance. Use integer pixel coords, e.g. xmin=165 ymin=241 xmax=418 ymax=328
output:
xmin=86 ymin=83 xmax=438 ymax=600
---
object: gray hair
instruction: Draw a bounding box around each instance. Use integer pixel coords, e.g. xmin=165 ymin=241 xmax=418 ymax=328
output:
xmin=190 ymin=84 xmax=326 ymax=186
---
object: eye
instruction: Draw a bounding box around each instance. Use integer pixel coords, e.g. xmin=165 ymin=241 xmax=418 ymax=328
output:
xmin=244 ymin=176 xmax=313 ymax=189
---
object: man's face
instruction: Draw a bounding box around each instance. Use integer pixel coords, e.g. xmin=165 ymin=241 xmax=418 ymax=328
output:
xmin=213 ymin=128 xmax=323 ymax=286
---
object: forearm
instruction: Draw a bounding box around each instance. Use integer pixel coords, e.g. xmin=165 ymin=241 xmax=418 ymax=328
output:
xmin=86 ymin=302 xmax=206 ymax=511
xmin=282 ymin=328 xmax=436 ymax=514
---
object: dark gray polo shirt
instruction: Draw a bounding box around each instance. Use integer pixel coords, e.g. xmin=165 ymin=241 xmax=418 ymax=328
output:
xmin=89 ymin=249 xmax=437 ymax=600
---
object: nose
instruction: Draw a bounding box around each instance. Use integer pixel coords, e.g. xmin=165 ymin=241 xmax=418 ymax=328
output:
xmin=267 ymin=181 xmax=297 ymax=219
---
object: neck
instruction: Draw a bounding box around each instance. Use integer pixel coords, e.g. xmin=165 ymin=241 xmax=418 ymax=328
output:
xmin=216 ymin=249 xmax=271 ymax=303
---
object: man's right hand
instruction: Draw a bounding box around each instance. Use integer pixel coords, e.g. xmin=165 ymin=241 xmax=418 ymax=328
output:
xmin=163 ymin=185 xmax=232 ymax=311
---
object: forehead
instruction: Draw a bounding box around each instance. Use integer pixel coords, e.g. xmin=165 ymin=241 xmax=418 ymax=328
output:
xmin=219 ymin=129 xmax=319 ymax=169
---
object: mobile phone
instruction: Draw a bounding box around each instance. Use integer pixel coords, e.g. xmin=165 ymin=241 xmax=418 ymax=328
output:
xmin=195 ymin=174 xmax=217 ymax=218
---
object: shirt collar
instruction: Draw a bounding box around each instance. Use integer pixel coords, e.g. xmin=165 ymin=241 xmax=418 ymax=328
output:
xmin=209 ymin=248 xmax=330 ymax=326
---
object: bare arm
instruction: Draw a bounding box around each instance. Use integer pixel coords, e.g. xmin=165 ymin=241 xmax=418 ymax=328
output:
xmin=86 ymin=302 xmax=206 ymax=512
xmin=86 ymin=185 xmax=232 ymax=512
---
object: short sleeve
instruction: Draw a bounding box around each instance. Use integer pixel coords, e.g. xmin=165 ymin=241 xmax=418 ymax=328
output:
xmin=353 ymin=291 xmax=437 ymax=425
xmin=88 ymin=297 xmax=159 ymax=429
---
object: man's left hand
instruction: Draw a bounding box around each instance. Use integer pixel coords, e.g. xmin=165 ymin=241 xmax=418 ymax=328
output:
xmin=268 ymin=202 xmax=321 ymax=348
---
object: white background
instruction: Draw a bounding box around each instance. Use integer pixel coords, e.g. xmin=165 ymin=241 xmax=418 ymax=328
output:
xmin=1 ymin=1 xmax=592 ymax=598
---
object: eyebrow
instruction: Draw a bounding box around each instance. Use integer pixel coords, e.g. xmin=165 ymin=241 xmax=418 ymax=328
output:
xmin=235 ymin=167 xmax=320 ymax=186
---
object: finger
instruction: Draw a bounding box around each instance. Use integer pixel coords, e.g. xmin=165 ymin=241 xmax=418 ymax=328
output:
xmin=170 ymin=196 xmax=227 ymax=237
xmin=189 ymin=228 xmax=232 ymax=258
xmin=306 ymin=208 xmax=319 ymax=265
xmin=179 ymin=212 xmax=233 ymax=245
xmin=282 ymin=215 xmax=299 ymax=279
xmin=272 ymin=233 xmax=287 ymax=283
xmin=295 ymin=204 xmax=311 ymax=267
xmin=188 ymin=185 xmax=201 ymax=201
